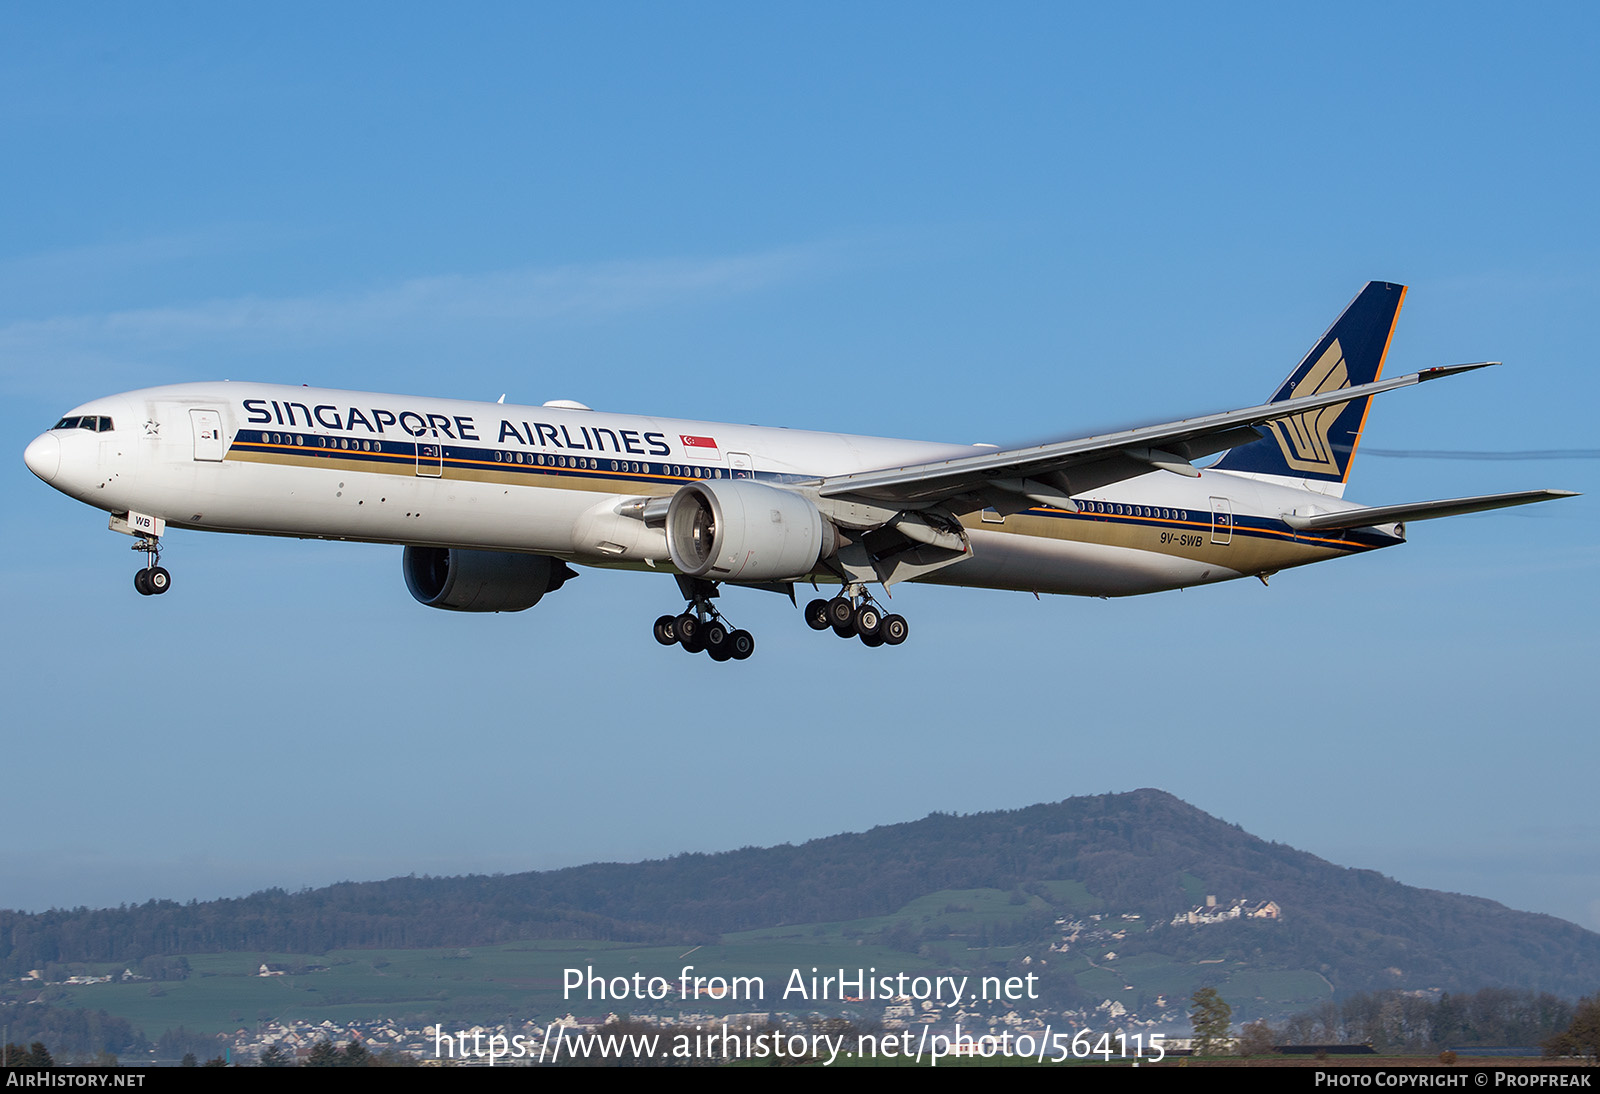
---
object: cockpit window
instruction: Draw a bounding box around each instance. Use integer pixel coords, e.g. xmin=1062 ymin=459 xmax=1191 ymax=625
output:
xmin=53 ymin=416 xmax=113 ymax=432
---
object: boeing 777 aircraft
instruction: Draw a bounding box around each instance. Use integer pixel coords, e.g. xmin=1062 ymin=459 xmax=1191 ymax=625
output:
xmin=22 ymin=282 xmax=1575 ymax=662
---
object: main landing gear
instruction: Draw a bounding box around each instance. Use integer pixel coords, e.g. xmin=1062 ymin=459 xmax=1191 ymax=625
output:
xmin=650 ymin=579 xmax=909 ymax=661
xmin=653 ymin=577 xmax=754 ymax=662
xmin=132 ymin=535 xmax=171 ymax=596
xmin=805 ymin=586 xmax=908 ymax=649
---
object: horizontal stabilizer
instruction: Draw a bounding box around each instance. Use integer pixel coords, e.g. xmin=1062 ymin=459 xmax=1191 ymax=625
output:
xmin=1282 ymin=489 xmax=1578 ymax=531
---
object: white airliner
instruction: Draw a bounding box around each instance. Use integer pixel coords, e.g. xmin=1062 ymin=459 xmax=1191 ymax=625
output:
xmin=23 ymin=282 xmax=1575 ymax=661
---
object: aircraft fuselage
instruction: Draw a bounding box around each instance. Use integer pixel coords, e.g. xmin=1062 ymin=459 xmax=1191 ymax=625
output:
xmin=25 ymin=380 xmax=1397 ymax=600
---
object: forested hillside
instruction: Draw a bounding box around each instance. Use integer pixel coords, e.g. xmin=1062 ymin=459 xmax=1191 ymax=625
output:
xmin=5 ymin=790 xmax=1597 ymax=997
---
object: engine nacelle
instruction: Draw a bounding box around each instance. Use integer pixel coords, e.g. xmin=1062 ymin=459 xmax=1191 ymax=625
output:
xmin=666 ymin=479 xmax=837 ymax=581
xmin=402 ymin=547 xmax=575 ymax=612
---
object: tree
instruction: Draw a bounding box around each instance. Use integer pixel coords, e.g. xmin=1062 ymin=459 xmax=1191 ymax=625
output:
xmin=258 ymin=1044 xmax=292 ymax=1068
xmin=2 ymin=1042 xmax=55 ymax=1068
xmin=306 ymin=1040 xmax=342 ymax=1067
xmin=1190 ymin=987 xmax=1233 ymax=1055
xmin=1543 ymin=994 xmax=1600 ymax=1060
xmin=1237 ymin=1019 xmax=1276 ymax=1057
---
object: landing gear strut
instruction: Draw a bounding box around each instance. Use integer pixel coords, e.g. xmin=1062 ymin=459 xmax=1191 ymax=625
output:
xmin=653 ymin=576 xmax=754 ymax=662
xmin=132 ymin=535 xmax=171 ymax=596
xmin=804 ymin=584 xmax=907 ymax=648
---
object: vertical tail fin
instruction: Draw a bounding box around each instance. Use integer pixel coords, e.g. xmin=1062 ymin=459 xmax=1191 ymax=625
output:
xmin=1210 ymin=281 xmax=1406 ymax=497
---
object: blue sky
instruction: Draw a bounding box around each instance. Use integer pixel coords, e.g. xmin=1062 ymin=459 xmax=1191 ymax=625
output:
xmin=3 ymin=5 xmax=1596 ymax=937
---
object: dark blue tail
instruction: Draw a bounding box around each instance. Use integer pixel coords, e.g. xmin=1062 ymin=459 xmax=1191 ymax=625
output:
xmin=1210 ymin=281 xmax=1406 ymax=495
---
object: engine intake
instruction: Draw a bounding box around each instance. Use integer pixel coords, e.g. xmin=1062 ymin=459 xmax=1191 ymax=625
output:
xmin=666 ymin=479 xmax=837 ymax=581
xmin=403 ymin=547 xmax=576 ymax=612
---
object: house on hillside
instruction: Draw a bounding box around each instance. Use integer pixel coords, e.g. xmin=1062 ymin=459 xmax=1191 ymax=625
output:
xmin=1170 ymin=896 xmax=1280 ymax=926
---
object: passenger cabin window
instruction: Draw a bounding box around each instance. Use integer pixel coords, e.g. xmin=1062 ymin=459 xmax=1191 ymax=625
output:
xmin=53 ymin=415 xmax=113 ymax=432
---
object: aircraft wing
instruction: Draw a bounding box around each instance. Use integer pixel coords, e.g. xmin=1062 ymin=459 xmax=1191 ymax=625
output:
xmin=812 ymin=362 xmax=1495 ymax=514
xmin=1282 ymin=489 xmax=1579 ymax=531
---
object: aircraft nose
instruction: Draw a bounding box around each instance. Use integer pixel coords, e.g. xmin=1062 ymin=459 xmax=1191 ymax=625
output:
xmin=24 ymin=433 xmax=60 ymax=483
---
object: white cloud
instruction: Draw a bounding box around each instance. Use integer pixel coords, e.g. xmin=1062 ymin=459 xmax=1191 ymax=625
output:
xmin=0 ymin=244 xmax=834 ymax=378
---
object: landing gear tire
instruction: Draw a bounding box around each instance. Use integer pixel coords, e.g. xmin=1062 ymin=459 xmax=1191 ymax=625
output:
xmin=653 ymin=615 xmax=679 ymax=646
xmin=832 ymin=620 xmax=856 ymax=639
xmin=705 ymin=622 xmax=732 ymax=661
xmin=826 ymin=596 xmax=855 ymax=630
xmin=853 ymin=603 xmax=882 ymax=639
xmin=860 ymin=630 xmax=885 ymax=648
xmin=134 ymin=569 xmax=152 ymax=596
xmin=729 ymin=629 xmax=755 ymax=660
xmin=676 ymin=612 xmax=702 ymax=647
xmin=804 ymin=599 xmax=831 ymax=631
xmin=882 ymin=614 xmax=909 ymax=645
xmin=147 ymin=567 xmax=171 ymax=594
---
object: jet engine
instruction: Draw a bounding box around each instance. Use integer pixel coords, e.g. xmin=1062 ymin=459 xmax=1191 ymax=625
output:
xmin=402 ymin=547 xmax=577 ymax=612
xmin=665 ymin=479 xmax=837 ymax=581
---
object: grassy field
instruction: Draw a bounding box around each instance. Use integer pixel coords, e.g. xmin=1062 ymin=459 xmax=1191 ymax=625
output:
xmin=41 ymin=937 xmax=952 ymax=1035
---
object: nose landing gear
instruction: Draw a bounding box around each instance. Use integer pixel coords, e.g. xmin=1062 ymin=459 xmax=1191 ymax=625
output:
xmin=132 ymin=535 xmax=171 ymax=596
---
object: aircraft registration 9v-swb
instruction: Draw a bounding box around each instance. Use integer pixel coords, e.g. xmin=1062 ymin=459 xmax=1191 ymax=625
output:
xmin=22 ymin=282 xmax=1576 ymax=663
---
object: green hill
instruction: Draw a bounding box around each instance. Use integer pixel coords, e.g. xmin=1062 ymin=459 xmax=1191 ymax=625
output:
xmin=5 ymin=789 xmax=1596 ymax=1007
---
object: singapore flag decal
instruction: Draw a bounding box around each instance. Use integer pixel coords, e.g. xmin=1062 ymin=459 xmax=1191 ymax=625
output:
xmin=680 ymin=434 xmax=721 ymax=458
